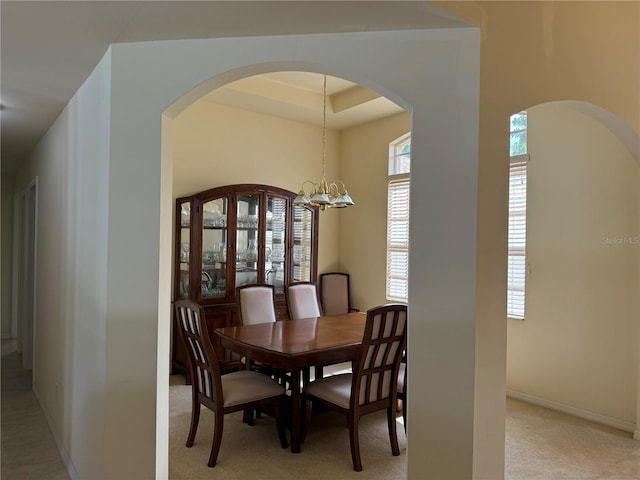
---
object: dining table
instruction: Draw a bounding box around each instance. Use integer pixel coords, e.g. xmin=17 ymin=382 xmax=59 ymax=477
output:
xmin=215 ymin=311 xmax=367 ymax=453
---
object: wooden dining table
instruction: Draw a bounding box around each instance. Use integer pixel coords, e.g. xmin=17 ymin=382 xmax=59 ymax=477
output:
xmin=215 ymin=312 xmax=367 ymax=453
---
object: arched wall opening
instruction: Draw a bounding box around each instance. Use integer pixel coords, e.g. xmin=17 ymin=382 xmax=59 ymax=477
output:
xmin=505 ymin=100 xmax=639 ymax=434
xmin=164 ymin=66 xmax=414 ymax=471
xmin=168 ymin=68 xmax=412 ymax=308
xmin=123 ymin=29 xmax=483 ymax=479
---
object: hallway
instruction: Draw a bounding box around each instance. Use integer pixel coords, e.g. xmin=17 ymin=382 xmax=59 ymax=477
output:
xmin=1 ymin=340 xmax=69 ymax=480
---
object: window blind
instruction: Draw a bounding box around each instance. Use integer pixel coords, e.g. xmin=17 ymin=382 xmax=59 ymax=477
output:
xmin=507 ymin=154 xmax=528 ymax=319
xmin=386 ymin=178 xmax=410 ymax=302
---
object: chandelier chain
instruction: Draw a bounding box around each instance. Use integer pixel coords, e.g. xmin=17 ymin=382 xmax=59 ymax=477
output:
xmin=322 ymin=74 xmax=327 ymax=177
xmin=292 ymin=73 xmax=354 ymax=210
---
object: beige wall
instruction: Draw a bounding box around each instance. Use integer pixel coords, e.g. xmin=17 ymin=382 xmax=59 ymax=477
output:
xmin=1 ymin=174 xmax=15 ymax=338
xmin=172 ymin=101 xmax=414 ymax=313
xmin=172 ymin=100 xmax=340 ymax=274
xmin=339 ymin=112 xmax=411 ymax=311
xmin=432 ymin=1 xmax=640 ymax=472
xmin=507 ymin=104 xmax=638 ymax=427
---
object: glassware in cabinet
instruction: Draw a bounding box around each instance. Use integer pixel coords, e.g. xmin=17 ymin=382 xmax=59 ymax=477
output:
xmin=178 ymin=200 xmax=191 ymax=299
xmin=235 ymin=193 xmax=260 ymax=288
xmin=201 ymin=197 xmax=228 ymax=300
xmin=265 ymin=195 xmax=287 ymax=293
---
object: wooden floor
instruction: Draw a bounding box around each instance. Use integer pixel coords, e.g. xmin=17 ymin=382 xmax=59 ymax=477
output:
xmin=1 ymin=340 xmax=69 ymax=480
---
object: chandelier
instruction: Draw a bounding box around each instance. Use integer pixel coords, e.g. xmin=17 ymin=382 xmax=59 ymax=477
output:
xmin=293 ymin=75 xmax=354 ymax=211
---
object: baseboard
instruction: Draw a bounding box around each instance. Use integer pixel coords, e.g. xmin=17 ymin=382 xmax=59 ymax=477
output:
xmin=507 ymin=389 xmax=636 ymax=434
xmin=32 ymin=387 xmax=80 ymax=480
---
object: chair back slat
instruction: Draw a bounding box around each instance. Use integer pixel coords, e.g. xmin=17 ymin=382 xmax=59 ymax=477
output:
xmin=174 ymin=300 xmax=222 ymax=403
xmin=354 ymin=305 xmax=406 ymax=406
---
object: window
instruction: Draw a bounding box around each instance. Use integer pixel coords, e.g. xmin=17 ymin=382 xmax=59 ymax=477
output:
xmin=507 ymin=112 xmax=528 ymax=319
xmin=387 ymin=133 xmax=410 ymax=302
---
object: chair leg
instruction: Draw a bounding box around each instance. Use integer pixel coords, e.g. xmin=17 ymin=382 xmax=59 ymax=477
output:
xmin=302 ymin=395 xmax=312 ymax=442
xmin=186 ymin=400 xmax=200 ymax=447
xmin=387 ymin=405 xmax=400 ymax=456
xmin=208 ymin=410 xmax=224 ymax=468
xmin=348 ymin=414 xmax=362 ymax=472
xmin=242 ymin=408 xmax=255 ymax=426
xmin=275 ymin=397 xmax=289 ymax=449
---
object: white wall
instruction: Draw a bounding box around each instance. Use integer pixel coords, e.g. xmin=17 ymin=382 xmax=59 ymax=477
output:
xmin=15 ymin=111 xmax=68 ymax=453
xmin=11 ymin=25 xmax=481 ymax=480
xmin=65 ymin=51 xmax=112 ymax=479
xmin=1 ymin=174 xmax=15 ymax=338
xmin=13 ymin=50 xmax=112 ymax=479
xmin=108 ymin=28 xmax=479 ymax=479
xmin=172 ymin=100 xmax=340 ymax=274
xmin=507 ymin=104 xmax=639 ymax=428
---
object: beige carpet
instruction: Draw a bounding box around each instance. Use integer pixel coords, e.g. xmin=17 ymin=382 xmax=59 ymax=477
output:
xmin=170 ymin=373 xmax=640 ymax=480
xmin=169 ymin=374 xmax=407 ymax=479
xmin=505 ymin=399 xmax=640 ymax=480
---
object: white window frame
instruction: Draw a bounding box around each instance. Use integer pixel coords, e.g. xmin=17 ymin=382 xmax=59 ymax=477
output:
xmin=507 ymin=112 xmax=528 ymax=320
xmin=386 ymin=133 xmax=410 ymax=303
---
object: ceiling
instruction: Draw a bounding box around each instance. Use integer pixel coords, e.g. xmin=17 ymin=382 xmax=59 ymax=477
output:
xmin=0 ymin=1 xmax=469 ymax=174
xmin=202 ymin=72 xmax=405 ymax=130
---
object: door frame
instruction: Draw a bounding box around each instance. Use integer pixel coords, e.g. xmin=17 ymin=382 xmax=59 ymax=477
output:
xmin=12 ymin=177 xmax=38 ymax=373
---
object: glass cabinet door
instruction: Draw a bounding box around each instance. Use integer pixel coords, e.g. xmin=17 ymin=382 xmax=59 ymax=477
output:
xmin=265 ymin=195 xmax=287 ymax=293
xmin=201 ymin=197 xmax=228 ymax=299
xmin=293 ymin=205 xmax=314 ymax=282
xmin=235 ymin=194 xmax=260 ymax=288
xmin=178 ymin=200 xmax=191 ymax=299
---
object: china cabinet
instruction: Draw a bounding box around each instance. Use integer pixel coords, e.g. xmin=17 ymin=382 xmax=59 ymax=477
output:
xmin=172 ymin=184 xmax=318 ymax=374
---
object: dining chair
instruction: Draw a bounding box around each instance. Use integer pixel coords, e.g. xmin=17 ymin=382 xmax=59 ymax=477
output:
xmin=285 ymin=282 xmax=323 ymax=320
xmin=285 ymin=282 xmax=324 ymax=380
xmin=237 ymin=284 xmax=279 ymax=325
xmin=303 ymin=303 xmax=407 ymax=472
xmin=174 ymin=299 xmax=288 ymax=467
xmin=319 ymin=272 xmax=358 ymax=315
xmin=317 ymin=272 xmax=358 ymax=377
xmin=236 ymin=284 xmax=286 ymax=419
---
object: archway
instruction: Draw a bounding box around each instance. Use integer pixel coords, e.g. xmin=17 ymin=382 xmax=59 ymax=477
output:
xmin=505 ymin=101 xmax=639 ymax=438
xmin=162 ymin=63 xmax=413 ymax=465
xmin=148 ymin=26 xmax=480 ymax=475
xmin=93 ymin=27 xmax=481 ymax=478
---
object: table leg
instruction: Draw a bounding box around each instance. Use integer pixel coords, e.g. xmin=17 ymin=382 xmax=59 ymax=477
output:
xmin=290 ymin=369 xmax=302 ymax=453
